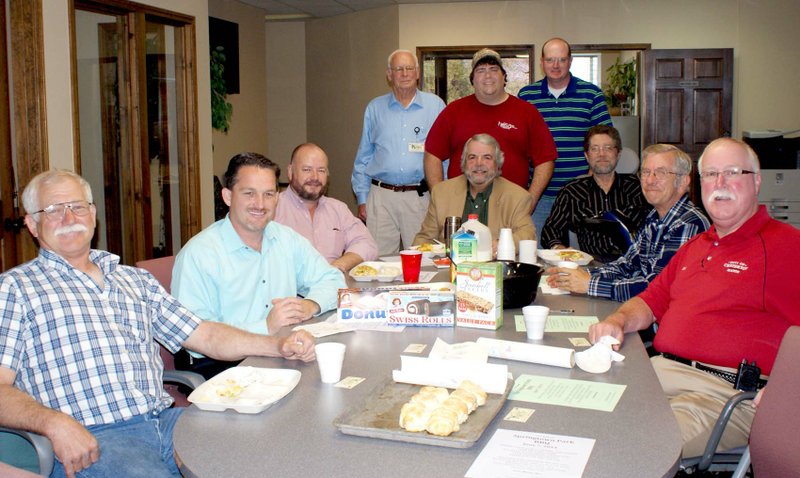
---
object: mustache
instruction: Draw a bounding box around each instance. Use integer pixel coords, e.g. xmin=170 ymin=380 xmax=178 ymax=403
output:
xmin=54 ymin=224 xmax=89 ymax=236
xmin=709 ymin=189 xmax=736 ymax=201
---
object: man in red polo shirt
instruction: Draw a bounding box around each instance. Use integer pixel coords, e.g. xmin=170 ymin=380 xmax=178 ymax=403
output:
xmin=589 ymin=137 xmax=800 ymax=458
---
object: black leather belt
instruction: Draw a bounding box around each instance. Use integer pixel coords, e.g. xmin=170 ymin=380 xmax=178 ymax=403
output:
xmin=371 ymin=179 xmax=419 ymax=192
xmin=661 ymin=353 xmax=768 ymax=389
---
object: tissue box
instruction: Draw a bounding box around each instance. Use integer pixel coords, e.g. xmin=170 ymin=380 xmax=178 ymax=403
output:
xmin=337 ymin=284 xmax=455 ymax=327
xmin=455 ymin=261 xmax=503 ymax=330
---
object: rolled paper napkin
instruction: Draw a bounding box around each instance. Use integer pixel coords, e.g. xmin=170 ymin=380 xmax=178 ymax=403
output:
xmin=476 ymin=337 xmax=575 ymax=368
xmin=574 ymin=336 xmax=625 ymax=374
xmin=392 ymin=355 xmax=508 ymax=394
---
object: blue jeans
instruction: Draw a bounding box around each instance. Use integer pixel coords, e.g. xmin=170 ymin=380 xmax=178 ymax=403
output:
xmin=51 ymin=408 xmax=183 ymax=478
xmin=532 ymin=195 xmax=555 ymax=240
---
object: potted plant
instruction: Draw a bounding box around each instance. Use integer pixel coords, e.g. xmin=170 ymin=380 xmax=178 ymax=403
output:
xmin=603 ymin=58 xmax=637 ymax=116
xmin=210 ymin=46 xmax=233 ymax=133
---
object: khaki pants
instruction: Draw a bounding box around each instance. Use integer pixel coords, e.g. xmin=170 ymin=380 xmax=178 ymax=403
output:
xmin=651 ymin=355 xmax=756 ymax=458
xmin=366 ymin=184 xmax=429 ymax=256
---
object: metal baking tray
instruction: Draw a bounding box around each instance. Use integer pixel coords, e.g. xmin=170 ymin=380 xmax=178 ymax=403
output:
xmin=333 ymin=378 xmax=511 ymax=448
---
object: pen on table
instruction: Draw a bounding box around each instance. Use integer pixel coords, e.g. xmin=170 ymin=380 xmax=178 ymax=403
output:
xmin=552 ymin=309 xmax=574 ymax=314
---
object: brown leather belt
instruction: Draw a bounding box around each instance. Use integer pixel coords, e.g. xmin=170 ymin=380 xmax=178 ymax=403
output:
xmin=371 ymin=179 xmax=419 ymax=192
xmin=661 ymin=353 xmax=768 ymax=389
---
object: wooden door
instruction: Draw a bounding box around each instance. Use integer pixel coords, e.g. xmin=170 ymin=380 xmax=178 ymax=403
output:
xmin=642 ymin=48 xmax=733 ymax=204
xmin=1 ymin=0 xmax=48 ymax=271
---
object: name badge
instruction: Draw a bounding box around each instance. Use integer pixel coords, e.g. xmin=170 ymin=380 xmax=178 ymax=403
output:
xmin=408 ymin=142 xmax=424 ymax=153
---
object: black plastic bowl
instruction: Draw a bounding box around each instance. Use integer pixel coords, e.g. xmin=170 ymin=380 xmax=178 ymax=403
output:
xmin=497 ymin=260 xmax=544 ymax=309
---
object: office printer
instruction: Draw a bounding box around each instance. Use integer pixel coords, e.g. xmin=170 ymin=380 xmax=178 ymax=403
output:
xmin=743 ymin=129 xmax=800 ymax=169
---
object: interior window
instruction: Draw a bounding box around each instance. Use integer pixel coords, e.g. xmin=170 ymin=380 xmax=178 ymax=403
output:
xmin=419 ymin=46 xmax=535 ymax=103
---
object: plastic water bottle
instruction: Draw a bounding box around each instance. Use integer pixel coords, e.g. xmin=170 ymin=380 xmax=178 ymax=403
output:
xmin=460 ymin=214 xmax=492 ymax=262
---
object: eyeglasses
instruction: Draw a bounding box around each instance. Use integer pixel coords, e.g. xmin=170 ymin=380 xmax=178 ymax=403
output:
xmin=588 ymin=145 xmax=617 ymax=154
xmin=698 ymin=168 xmax=756 ymax=182
xmin=33 ymin=200 xmax=94 ymax=220
xmin=639 ymin=168 xmax=682 ymax=180
xmin=543 ymin=57 xmax=569 ymax=65
xmin=390 ymin=66 xmax=416 ymax=73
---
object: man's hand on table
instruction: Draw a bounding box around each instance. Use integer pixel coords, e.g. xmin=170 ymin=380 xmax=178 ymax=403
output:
xmin=588 ymin=313 xmax=626 ymax=348
xmin=278 ymin=330 xmax=316 ymax=362
xmin=267 ymin=297 xmax=319 ymax=333
xmin=47 ymin=413 xmax=100 ymax=478
xmin=545 ymin=266 xmax=590 ymax=294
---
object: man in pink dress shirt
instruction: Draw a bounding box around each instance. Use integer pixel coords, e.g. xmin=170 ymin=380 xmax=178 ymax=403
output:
xmin=275 ymin=143 xmax=378 ymax=273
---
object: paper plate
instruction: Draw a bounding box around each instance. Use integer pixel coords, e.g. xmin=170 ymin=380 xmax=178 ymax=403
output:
xmin=350 ymin=262 xmax=403 ymax=282
xmin=537 ymin=249 xmax=593 ymax=266
xmin=188 ymin=367 xmax=301 ymax=414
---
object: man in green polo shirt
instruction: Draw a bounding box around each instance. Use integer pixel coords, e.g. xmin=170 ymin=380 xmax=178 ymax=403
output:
xmin=413 ymin=133 xmax=536 ymax=253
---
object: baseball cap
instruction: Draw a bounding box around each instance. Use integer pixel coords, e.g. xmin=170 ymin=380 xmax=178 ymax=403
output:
xmin=471 ymin=48 xmax=502 ymax=70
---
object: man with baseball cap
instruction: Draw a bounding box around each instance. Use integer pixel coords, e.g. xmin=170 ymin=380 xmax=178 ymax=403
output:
xmin=424 ymin=48 xmax=557 ymax=217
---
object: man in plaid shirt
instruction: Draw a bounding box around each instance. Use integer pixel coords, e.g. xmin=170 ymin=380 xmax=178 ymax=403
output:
xmin=0 ymin=170 xmax=316 ymax=478
xmin=547 ymin=144 xmax=709 ymax=301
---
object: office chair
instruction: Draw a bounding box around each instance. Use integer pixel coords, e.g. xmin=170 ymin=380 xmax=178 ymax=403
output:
xmin=581 ymin=209 xmax=635 ymax=257
xmin=681 ymin=326 xmax=800 ymax=475
xmin=730 ymin=325 xmax=800 ymax=477
xmin=615 ymin=147 xmax=640 ymax=174
xmin=136 ymin=256 xmax=205 ymax=406
xmin=0 ymin=428 xmax=53 ymax=476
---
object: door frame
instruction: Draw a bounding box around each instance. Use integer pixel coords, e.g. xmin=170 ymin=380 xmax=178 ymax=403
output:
xmin=71 ymin=0 xmax=201 ymax=264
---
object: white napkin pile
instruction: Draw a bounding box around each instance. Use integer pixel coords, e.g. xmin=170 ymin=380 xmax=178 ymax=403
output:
xmin=392 ymin=339 xmax=508 ymax=394
xmin=574 ymin=336 xmax=625 ymax=373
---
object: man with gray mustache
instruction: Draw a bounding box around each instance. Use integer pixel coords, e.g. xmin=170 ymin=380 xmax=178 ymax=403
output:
xmin=0 ymin=170 xmax=316 ymax=477
xmin=588 ymin=137 xmax=800 ymax=459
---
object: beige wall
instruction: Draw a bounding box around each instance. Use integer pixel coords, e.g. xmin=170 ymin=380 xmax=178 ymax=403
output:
xmin=265 ymin=21 xmax=307 ymax=172
xmin=209 ymin=0 xmax=268 ymax=179
xmin=41 ymin=0 xmax=215 ymax=227
xmin=291 ymin=0 xmax=800 ymax=208
xmin=305 ymin=6 xmax=399 ymax=209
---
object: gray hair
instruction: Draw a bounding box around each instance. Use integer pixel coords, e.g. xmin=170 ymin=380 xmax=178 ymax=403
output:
xmin=460 ymin=134 xmax=505 ymax=172
xmin=698 ymin=137 xmax=761 ymax=173
xmin=641 ymin=144 xmax=692 ymax=176
xmin=22 ymin=170 xmax=94 ymax=220
xmin=387 ymin=49 xmax=419 ymax=69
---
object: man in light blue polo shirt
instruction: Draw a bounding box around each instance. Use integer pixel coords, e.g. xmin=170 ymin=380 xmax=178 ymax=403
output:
xmin=352 ymin=49 xmax=445 ymax=256
xmin=172 ymin=152 xmax=344 ymax=378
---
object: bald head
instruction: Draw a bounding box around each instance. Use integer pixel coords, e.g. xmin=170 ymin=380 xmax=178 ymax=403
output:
xmin=289 ymin=143 xmax=329 ymax=202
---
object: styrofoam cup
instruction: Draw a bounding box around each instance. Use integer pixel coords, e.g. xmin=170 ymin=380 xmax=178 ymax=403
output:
xmin=522 ymin=305 xmax=549 ymax=340
xmin=316 ymin=342 xmax=346 ymax=384
xmin=518 ymin=240 xmax=537 ymax=265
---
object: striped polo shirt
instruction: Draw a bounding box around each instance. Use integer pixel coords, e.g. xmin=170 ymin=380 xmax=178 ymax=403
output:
xmin=519 ymin=75 xmax=612 ymax=197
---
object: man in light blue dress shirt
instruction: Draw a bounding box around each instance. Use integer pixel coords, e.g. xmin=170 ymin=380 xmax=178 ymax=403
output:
xmin=352 ymin=49 xmax=445 ymax=256
xmin=172 ymin=153 xmax=344 ymax=378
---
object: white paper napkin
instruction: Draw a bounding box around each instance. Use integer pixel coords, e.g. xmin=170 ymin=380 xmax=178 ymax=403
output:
xmin=392 ymin=355 xmax=508 ymax=394
xmin=539 ymin=275 xmax=570 ymax=295
xmin=428 ymin=338 xmax=488 ymax=362
xmin=574 ymin=336 xmax=626 ymax=373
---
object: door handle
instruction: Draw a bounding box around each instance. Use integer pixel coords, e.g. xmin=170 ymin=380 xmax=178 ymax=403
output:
xmin=3 ymin=217 xmax=25 ymax=232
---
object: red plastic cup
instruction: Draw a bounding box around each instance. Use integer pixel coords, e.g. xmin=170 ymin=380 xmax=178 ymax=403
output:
xmin=399 ymin=250 xmax=423 ymax=283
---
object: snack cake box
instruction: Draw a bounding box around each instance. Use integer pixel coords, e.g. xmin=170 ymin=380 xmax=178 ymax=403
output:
xmin=337 ymin=283 xmax=455 ymax=327
xmin=455 ymin=261 xmax=503 ymax=330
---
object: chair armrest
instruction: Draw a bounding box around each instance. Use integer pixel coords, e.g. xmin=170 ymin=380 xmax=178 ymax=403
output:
xmin=163 ymin=370 xmax=205 ymax=390
xmin=0 ymin=427 xmax=54 ymax=476
xmin=697 ymin=390 xmax=758 ymax=470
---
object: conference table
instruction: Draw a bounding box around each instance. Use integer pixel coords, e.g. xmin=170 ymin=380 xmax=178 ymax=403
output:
xmin=174 ymin=268 xmax=682 ymax=478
